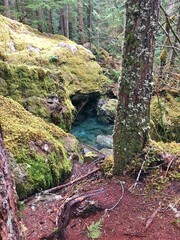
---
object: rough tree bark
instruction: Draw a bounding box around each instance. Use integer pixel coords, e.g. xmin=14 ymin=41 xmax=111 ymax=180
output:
xmin=0 ymin=126 xmax=22 ymax=239
xmin=78 ymin=0 xmax=84 ymax=44
xmin=113 ymin=0 xmax=160 ymax=174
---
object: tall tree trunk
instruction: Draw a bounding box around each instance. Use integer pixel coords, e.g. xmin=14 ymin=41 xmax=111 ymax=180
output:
xmin=3 ymin=0 xmax=11 ymax=18
xmin=113 ymin=0 xmax=160 ymax=174
xmin=49 ymin=9 xmax=54 ymax=34
xmin=0 ymin=126 xmax=22 ymax=239
xmin=60 ymin=5 xmax=69 ymax=38
xmin=78 ymin=0 xmax=84 ymax=44
xmin=87 ymin=0 xmax=93 ymax=48
xmin=37 ymin=8 xmax=44 ymax=32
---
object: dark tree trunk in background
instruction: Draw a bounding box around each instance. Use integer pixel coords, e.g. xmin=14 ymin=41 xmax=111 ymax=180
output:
xmin=60 ymin=5 xmax=69 ymax=38
xmin=78 ymin=0 xmax=84 ymax=44
xmin=87 ymin=0 xmax=93 ymax=48
xmin=49 ymin=9 xmax=54 ymax=34
xmin=113 ymin=0 xmax=160 ymax=174
xmin=3 ymin=0 xmax=11 ymax=18
xmin=37 ymin=8 xmax=43 ymax=32
xmin=0 ymin=127 xmax=22 ymax=239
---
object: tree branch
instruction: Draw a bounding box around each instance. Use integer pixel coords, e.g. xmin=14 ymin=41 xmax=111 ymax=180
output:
xmin=160 ymin=5 xmax=180 ymax=44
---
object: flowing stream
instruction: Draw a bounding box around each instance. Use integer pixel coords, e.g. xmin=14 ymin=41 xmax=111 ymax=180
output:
xmin=70 ymin=117 xmax=113 ymax=147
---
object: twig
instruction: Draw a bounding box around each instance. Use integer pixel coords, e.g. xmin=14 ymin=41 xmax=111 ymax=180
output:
xmin=164 ymin=156 xmax=176 ymax=178
xmin=124 ymin=232 xmax=147 ymax=237
xmin=102 ymin=181 xmax=124 ymax=219
xmin=145 ymin=203 xmax=162 ymax=231
xmin=74 ymin=99 xmax=88 ymax=121
xmin=168 ymin=202 xmax=180 ymax=218
xmin=160 ymin=5 xmax=180 ymax=44
xmin=42 ymin=167 xmax=101 ymax=194
xmin=129 ymin=150 xmax=150 ymax=193
xmin=156 ymin=45 xmax=180 ymax=51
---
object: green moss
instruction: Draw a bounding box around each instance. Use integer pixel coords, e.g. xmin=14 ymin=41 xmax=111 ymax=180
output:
xmin=0 ymin=14 xmax=110 ymax=129
xmin=0 ymin=96 xmax=82 ymax=199
xmin=102 ymin=155 xmax=114 ymax=177
xmin=150 ymin=93 xmax=180 ymax=142
xmin=97 ymin=98 xmax=118 ymax=124
xmin=0 ymin=61 xmax=74 ymax=130
xmin=126 ymin=140 xmax=180 ymax=191
xmin=160 ymin=48 xmax=167 ymax=62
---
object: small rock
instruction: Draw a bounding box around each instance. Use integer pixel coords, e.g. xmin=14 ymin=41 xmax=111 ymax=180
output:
xmin=41 ymin=143 xmax=50 ymax=153
xmin=9 ymin=39 xmax=16 ymax=52
xmin=57 ymin=42 xmax=78 ymax=54
xmin=84 ymin=151 xmax=99 ymax=162
xmin=100 ymin=148 xmax=113 ymax=156
xmin=28 ymin=45 xmax=41 ymax=53
xmin=96 ymin=135 xmax=113 ymax=149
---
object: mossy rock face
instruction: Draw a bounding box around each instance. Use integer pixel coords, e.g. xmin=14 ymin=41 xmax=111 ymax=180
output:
xmin=150 ymin=92 xmax=180 ymax=142
xmin=127 ymin=140 xmax=180 ymax=186
xmin=102 ymin=155 xmax=114 ymax=177
xmin=97 ymin=98 xmax=118 ymax=124
xmin=0 ymin=61 xmax=74 ymax=130
xmin=0 ymin=96 xmax=83 ymax=199
xmin=0 ymin=15 xmax=110 ymax=129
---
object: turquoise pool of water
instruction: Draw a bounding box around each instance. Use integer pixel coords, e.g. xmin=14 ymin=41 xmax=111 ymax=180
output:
xmin=70 ymin=117 xmax=113 ymax=147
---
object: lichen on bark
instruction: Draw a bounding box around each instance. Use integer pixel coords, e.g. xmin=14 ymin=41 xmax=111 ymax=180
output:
xmin=113 ymin=0 xmax=160 ymax=174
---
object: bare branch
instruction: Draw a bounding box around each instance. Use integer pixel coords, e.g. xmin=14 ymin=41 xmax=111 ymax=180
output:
xmin=160 ymin=5 xmax=180 ymax=44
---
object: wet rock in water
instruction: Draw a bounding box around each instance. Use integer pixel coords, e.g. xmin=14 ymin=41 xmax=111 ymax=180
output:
xmin=97 ymin=98 xmax=117 ymax=124
xmin=96 ymin=135 xmax=113 ymax=149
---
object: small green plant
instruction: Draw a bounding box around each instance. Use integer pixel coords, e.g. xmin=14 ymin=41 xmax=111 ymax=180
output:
xmin=49 ymin=55 xmax=59 ymax=63
xmin=53 ymin=227 xmax=59 ymax=233
xmin=18 ymin=201 xmax=25 ymax=210
xmin=87 ymin=218 xmax=103 ymax=239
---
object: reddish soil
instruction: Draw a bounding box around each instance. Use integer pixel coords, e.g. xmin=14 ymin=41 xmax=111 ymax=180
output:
xmin=23 ymin=167 xmax=180 ymax=240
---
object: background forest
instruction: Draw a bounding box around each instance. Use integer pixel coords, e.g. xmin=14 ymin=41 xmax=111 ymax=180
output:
xmin=0 ymin=1 xmax=180 ymax=239
xmin=0 ymin=0 xmax=179 ymax=68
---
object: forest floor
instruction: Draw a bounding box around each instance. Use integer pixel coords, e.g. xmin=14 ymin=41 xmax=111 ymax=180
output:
xmin=22 ymin=161 xmax=180 ymax=240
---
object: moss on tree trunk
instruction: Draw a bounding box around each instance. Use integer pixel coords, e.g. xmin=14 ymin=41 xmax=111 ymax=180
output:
xmin=113 ymin=0 xmax=160 ymax=174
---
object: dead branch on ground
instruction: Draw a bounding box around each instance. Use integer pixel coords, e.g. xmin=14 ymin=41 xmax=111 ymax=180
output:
xmin=42 ymin=167 xmax=101 ymax=194
xmin=164 ymin=156 xmax=176 ymax=178
xmin=145 ymin=203 xmax=162 ymax=231
xmin=129 ymin=150 xmax=150 ymax=193
xmin=102 ymin=181 xmax=124 ymax=219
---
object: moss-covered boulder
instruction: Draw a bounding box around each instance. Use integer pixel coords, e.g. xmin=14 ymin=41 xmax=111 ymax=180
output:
xmin=0 ymin=96 xmax=82 ymax=199
xmin=150 ymin=91 xmax=180 ymax=142
xmin=97 ymin=98 xmax=118 ymax=124
xmin=0 ymin=15 xmax=110 ymax=129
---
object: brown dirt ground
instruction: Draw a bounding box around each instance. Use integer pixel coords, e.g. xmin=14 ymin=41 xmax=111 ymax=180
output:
xmin=22 ymin=163 xmax=180 ymax=240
